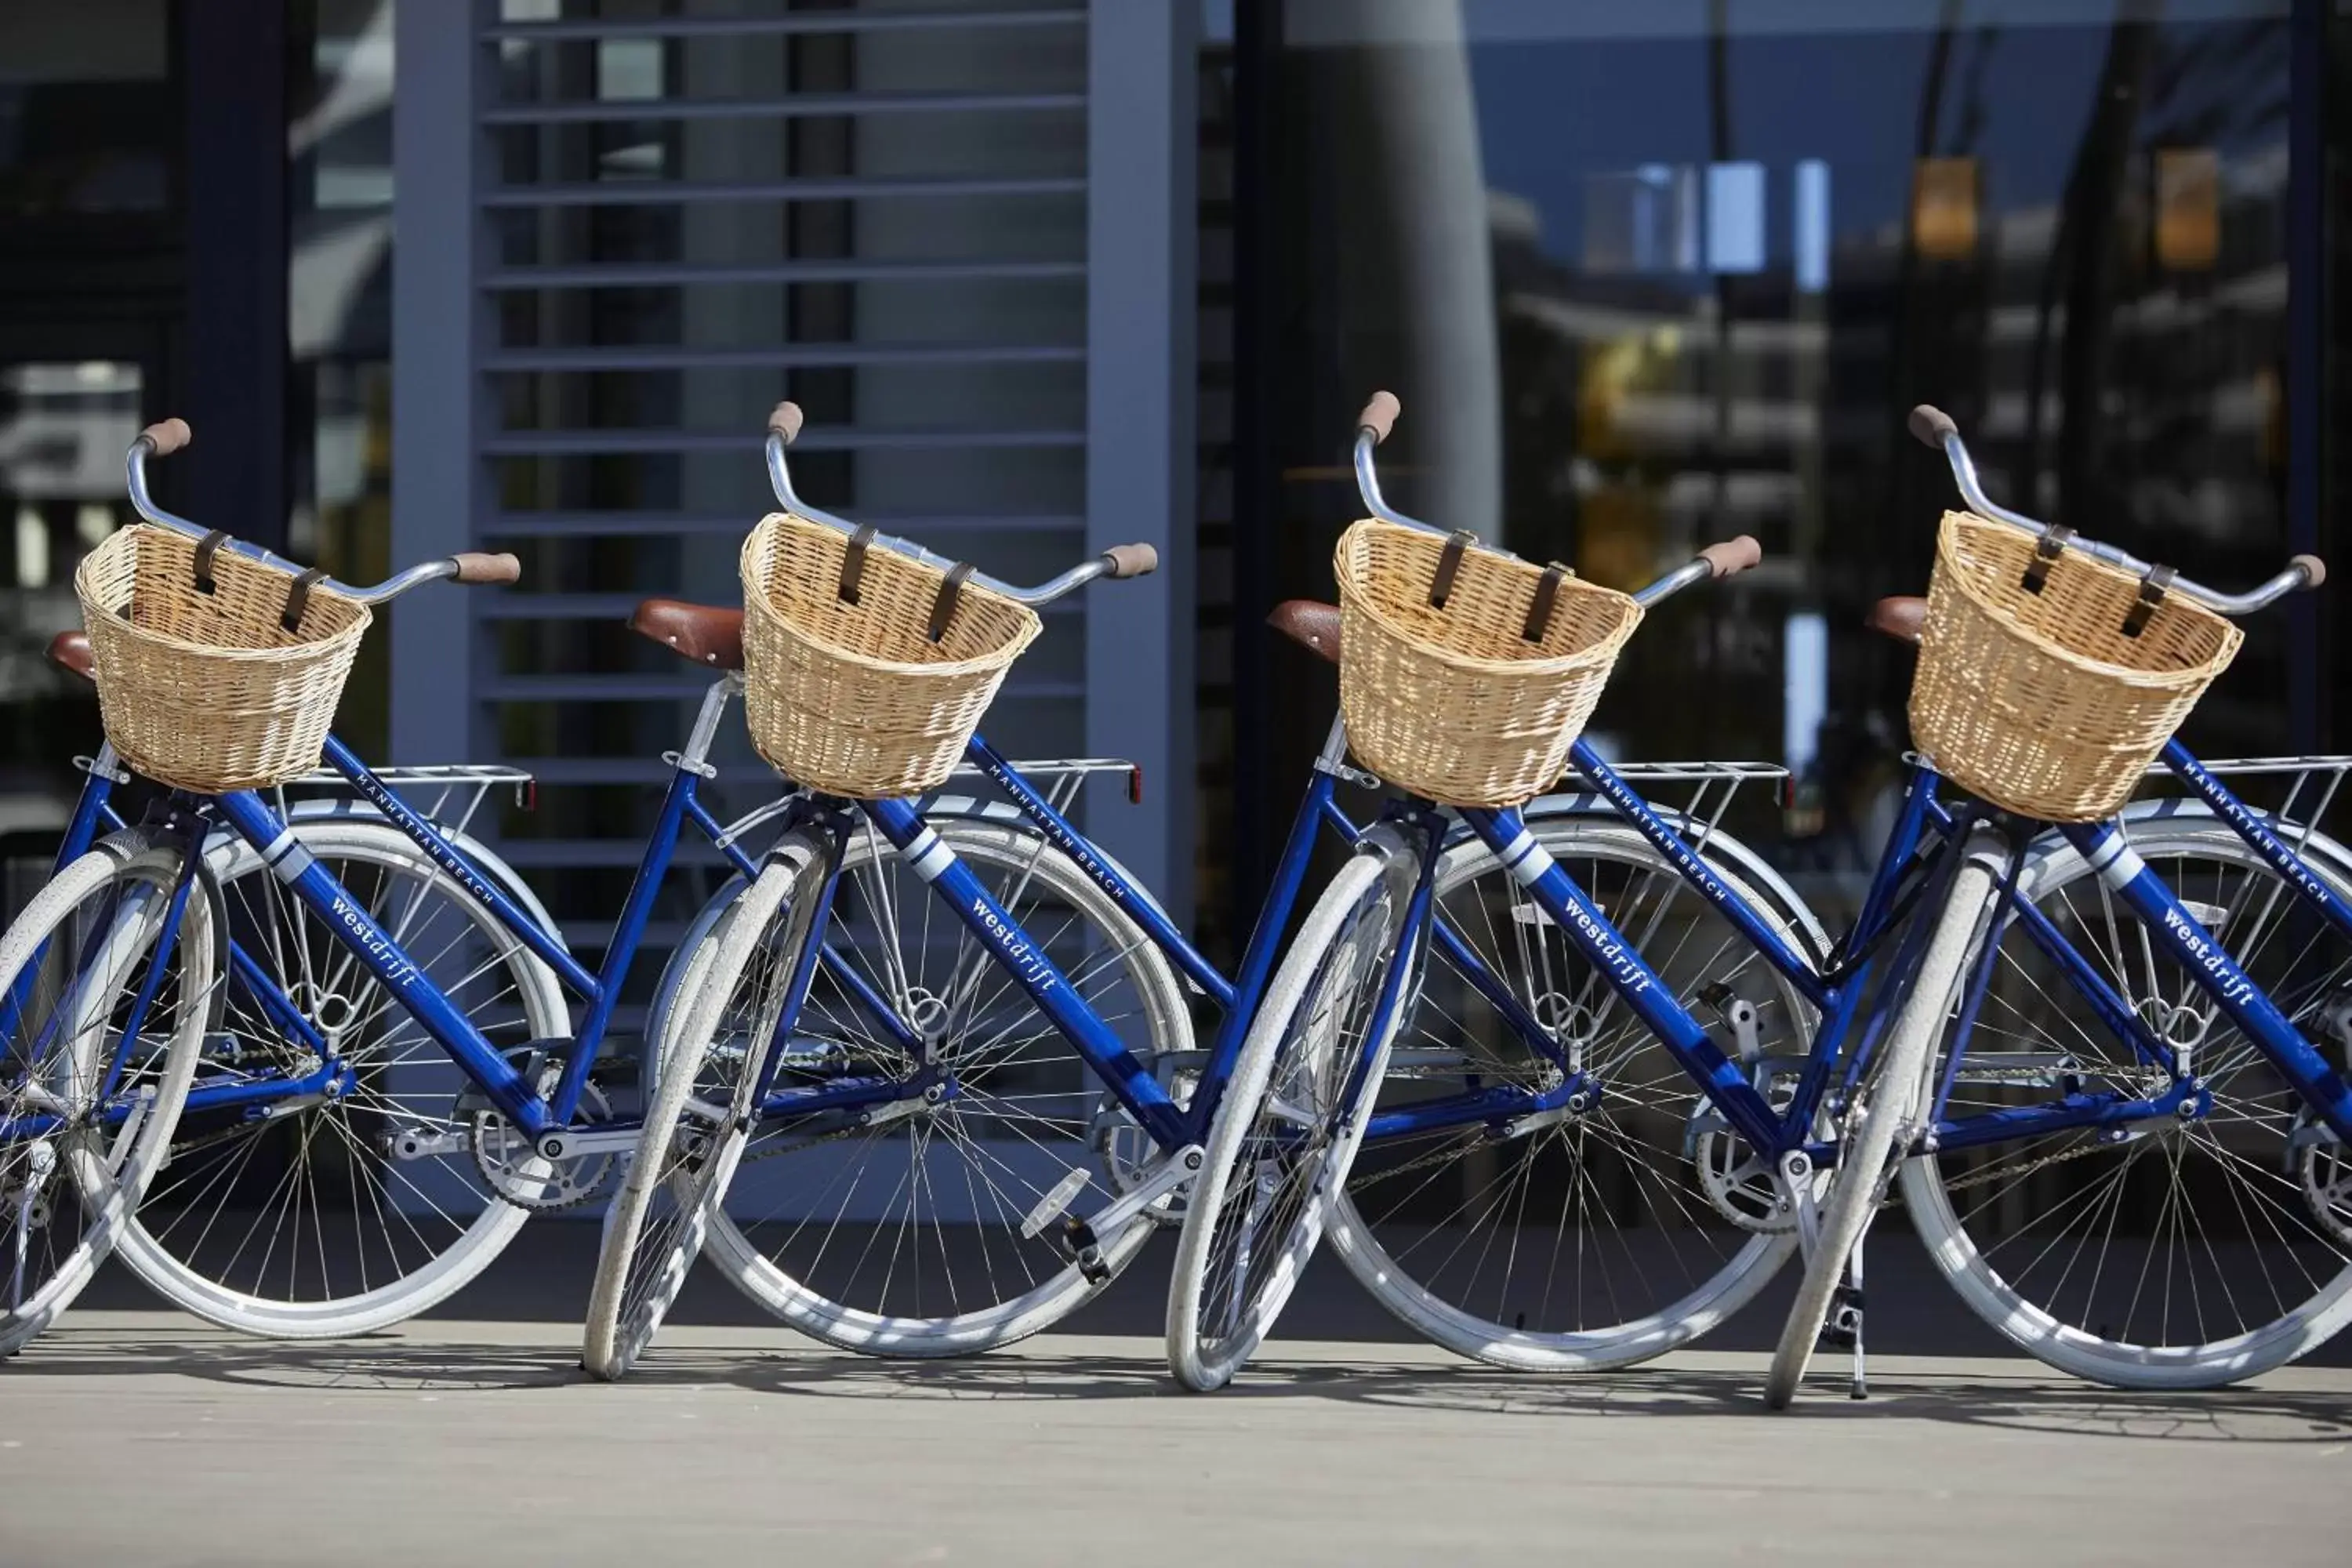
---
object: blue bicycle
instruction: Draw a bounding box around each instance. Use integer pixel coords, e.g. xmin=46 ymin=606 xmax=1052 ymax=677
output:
xmin=580 ymin=397 xmax=1769 ymax=1382
xmin=6 ymin=419 xmax=1090 ymax=1345
xmin=1244 ymin=404 xmax=2346 ymax=1401
xmin=1766 ymin=410 xmax=2352 ymax=1402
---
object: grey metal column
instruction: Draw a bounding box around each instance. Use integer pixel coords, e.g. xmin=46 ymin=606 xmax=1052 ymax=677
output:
xmin=1086 ymin=0 xmax=1199 ymax=927
xmin=389 ymin=0 xmax=480 ymax=766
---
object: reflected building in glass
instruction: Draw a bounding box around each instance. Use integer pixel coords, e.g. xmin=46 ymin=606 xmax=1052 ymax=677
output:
xmin=0 ymin=0 xmax=2341 ymax=967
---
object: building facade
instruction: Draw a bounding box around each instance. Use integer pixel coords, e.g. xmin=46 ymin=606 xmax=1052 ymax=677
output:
xmin=0 ymin=0 xmax=2346 ymax=986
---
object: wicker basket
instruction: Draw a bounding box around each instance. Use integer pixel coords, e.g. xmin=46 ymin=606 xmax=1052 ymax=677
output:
xmin=1911 ymin=510 xmax=2241 ymax=822
xmin=739 ymin=512 xmax=1041 ymax=797
xmin=74 ymin=524 xmax=371 ymax=793
xmin=1334 ymin=519 xmax=1642 ymax=808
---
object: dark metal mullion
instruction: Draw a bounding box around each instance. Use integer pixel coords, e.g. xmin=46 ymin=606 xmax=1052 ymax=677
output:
xmin=180 ymin=0 xmax=290 ymax=553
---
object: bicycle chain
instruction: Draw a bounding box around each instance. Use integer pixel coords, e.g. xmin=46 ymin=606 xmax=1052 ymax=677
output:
xmin=1348 ymin=1126 xmax=1529 ymax=1190
xmin=1934 ymin=1133 xmax=2126 ymax=1193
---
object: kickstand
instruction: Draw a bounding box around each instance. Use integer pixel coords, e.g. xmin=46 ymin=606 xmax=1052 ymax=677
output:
xmin=1824 ymin=1232 xmax=1867 ymax=1399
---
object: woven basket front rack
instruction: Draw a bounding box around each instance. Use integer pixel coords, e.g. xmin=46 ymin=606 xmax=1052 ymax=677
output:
xmin=74 ymin=524 xmax=372 ymax=793
xmin=1335 ymin=519 xmax=1642 ymax=808
xmin=1910 ymin=509 xmax=2241 ymax=822
xmin=739 ymin=511 xmax=1041 ymax=798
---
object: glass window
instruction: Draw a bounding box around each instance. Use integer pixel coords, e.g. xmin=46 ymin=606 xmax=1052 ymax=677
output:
xmin=291 ymin=0 xmax=398 ymax=754
xmin=0 ymin=5 xmax=172 ymax=216
xmin=1250 ymin=0 xmax=2302 ymax=906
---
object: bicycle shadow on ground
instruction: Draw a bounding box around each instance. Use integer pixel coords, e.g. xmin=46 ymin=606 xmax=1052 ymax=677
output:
xmin=15 ymin=1329 xmax=2346 ymax=1444
xmin=739 ymin=1351 xmax=2352 ymax=1443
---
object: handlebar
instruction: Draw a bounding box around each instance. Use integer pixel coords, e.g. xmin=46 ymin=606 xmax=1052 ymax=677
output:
xmin=125 ymin=421 xmax=518 ymax=604
xmin=762 ymin=401 xmax=1156 ymax=606
xmin=1348 ymin=389 xmax=1762 ymax=611
xmin=1908 ymin=404 xmax=2324 ymax=615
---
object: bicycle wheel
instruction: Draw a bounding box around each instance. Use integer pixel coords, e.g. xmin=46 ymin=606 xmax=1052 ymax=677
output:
xmin=1767 ymin=848 xmax=1997 ymax=1407
xmin=584 ymin=839 xmax=817 ymax=1381
xmin=111 ymin=818 xmax=568 ymax=1337
xmin=1167 ymin=837 xmax=1421 ymax=1392
xmin=1904 ymin=815 xmax=2352 ymax=1387
xmin=3 ymin=831 xmax=212 ymax=1356
xmin=1329 ymin=817 xmax=1824 ymax=1370
xmin=693 ymin=815 xmax=1192 ymax=1356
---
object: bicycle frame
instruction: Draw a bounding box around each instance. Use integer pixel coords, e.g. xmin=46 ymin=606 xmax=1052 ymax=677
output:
xmin=1441 ymin=733 xmax=2352 ymax=1167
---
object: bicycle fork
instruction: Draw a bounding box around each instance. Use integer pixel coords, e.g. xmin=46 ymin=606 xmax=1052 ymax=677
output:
xmin=1794 ymin=826 xmax=2027 ymax=1399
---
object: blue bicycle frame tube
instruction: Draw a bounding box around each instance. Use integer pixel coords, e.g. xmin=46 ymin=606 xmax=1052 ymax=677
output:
xmin=1457 ymin=805 xmax=1787 ymax=1155
xmin=1842 ymin=761 xmax=1943 ymax=971
xmin=178 ymin=1056 xmax=355 ymax=1118
xmin=223 ymin=941 xmax=333 ymax=1059
xmin=211 ymin=789 xmax=553 ymax=1139
xmin=962 ymin=734 xmax=1236 ymax=1008
xmin=684 ymin=795 xmax=763 ymax=882
xmin=1927 ymin=833 xmax=2028 ymax=1123
xmin=861 ymin=794 xmax=1189 ymax=1150
xmin=96 ymin=842 xmax=203 ymax=1104
xmin=2058 ymin=820 xmax=2352 ymax=1142
xmin=747 ymin=829 xmax=855 ymax=1107
xmin=54 ymin=755 xmax=117 ymax=873
xmin=1362 ymin=1073 xmax=1590 ymax=1142
xmin=1570 ymin=739 xmax=1835 ymax=1009
xmin=322 ymin=736 xmax=597 ymax=999
xmin=547 ymin=767 xmax=700 ymax=1123
xmin=1186 ymin=767 xmax=1340 ymax=1122
xmin=1951 ymin=883 xmax=2176 ymax=1095
xmin=2162 ymin=740 xmax=2352 ymax=942
xmin=960 ymin=731 xmax=1338 ymax=1135
xmin=1329 ymin=811 xmax=1449 ymax=1134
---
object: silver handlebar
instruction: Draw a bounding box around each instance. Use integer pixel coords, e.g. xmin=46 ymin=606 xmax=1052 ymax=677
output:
xmin=1911 ymin=405 xmax=2324 ymax=616
xmin=764 ymin=410 xmax=1153 ymax=607
xmin=1348 ymin=393 xmax=1759 ymax=610
xmin=125 ymin=428 xmax=510 ymax=604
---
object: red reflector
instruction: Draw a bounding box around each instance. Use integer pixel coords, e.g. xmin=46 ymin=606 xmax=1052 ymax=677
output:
xmin=1128 ymin=766 xmax=1145 ymax=806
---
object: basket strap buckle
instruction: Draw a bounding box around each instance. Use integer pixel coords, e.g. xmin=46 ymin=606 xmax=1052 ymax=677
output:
xmin=2020 ymin=526 xmax=2074 ymax=594
xmin=279 ymin=566 xmax=329 ymax=634
xmin=2122 ymin=563 xmax=2176 ymax=639
xmin=192 ymin=529 xmax=230 ymax=595
xmin=928 ymin=561 xmax=976 ymax=643
xmin=1428 ymin=530 xmax=1478 ymax=609
xmin=837 ymin=523 xmax=878 ymax=605
xmin=1521 ymin=562 xmax=1571 ymax=642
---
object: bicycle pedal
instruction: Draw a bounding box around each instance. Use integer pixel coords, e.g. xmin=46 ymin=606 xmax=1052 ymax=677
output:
xmin=1052 ymin=1214 xmax=1111 ymax=1286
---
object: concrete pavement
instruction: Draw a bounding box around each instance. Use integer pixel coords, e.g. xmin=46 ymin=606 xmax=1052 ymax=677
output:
xmin=2 ymin=1312 xmax=2345 ymax=1567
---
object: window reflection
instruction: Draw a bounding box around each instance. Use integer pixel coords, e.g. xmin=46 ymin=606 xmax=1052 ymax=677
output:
xmin=1258 ymin=0 xmax=2299 ymax=909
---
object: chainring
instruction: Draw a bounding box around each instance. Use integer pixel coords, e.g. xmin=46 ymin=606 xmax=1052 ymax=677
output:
xmin=1688 ymin=1058 xmax=1810 ymax=1234
xmin=2294 ymin=1119 xmax=2352 ymax=1250
xmin=1089 ymin=1056 xmax=1196 ymax=1228
xmin=470 ymin=1069 xmax=615 ymax=1213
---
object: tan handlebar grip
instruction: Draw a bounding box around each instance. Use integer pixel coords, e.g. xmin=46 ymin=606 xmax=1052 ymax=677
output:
xmin=452 ymin=552 xmax=522 ymax=586
xmin=140 ymin=418 xmax=192 ymax=458
xmin=1356 ymin=390 xmax=1401 ymax=445
xmin=1697 ymin=535 xmax=1763 ymax=579
xmin=768 ymin=401 xmax=804 ymax=445
xmin=1907 ymin=405 xmax=1958 ymax=449
xmin=2293 ymin=553 xmax=2328 ymax=590
xmin=1102 ymin=543 xmax=1159 ymax=579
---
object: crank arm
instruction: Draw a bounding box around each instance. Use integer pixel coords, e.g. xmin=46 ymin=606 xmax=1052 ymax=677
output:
xmin=1083 ymin=1143 xmax=1203 ymax=1239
